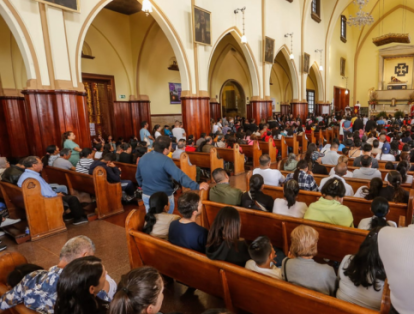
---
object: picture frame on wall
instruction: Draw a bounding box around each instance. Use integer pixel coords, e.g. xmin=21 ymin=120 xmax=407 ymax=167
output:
xmin=34 ymin=0 xmax=79 ymax=12
xmin=264 ymin=36 xmax=275 ymax=64
xmin=340 ymin=57 xmax=346 ymax=76
xmin=169 ymin=83 xmax=182 ymax=104
xmin=193 ymin=6 xmax=212 ymax=46
xmin=303 ymin=53 xmax=310 ymax=73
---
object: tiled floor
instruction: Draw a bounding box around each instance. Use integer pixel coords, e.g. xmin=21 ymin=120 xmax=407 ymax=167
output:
xmin=1 ymin=199 xmax=225 ymax=314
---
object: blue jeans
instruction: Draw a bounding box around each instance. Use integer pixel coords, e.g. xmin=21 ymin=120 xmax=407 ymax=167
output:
xmin=49 ymin=184 xmax=68 ymax=194
xmin=143 ymin=194 xmax=174 ymax=214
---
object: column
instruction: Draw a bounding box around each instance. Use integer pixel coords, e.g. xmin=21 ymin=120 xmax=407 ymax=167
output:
xmin=290 ymin=100 xmax=309 ymax=124
xmin=280 ymin=103 xmax=290 ymax=115
xmin=210 ymin=101 xmax=221 ymax=121
xmin=250 ymin=100 xmax=272 ymax=123
xmin=181 ymin=97 xmax=211 ymax=140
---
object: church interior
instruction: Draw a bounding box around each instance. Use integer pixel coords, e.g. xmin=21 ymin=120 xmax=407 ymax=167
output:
xmin=0 ymin=0 xmax=414 ymax=313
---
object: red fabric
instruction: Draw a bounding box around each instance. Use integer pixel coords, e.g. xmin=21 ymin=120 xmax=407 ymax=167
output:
xmin=185 ymin=146 xmax=196 ymax=152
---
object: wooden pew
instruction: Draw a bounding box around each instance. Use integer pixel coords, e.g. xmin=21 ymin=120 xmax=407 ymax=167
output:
xmin=186 ymin=148 xmax=224 ymax=175
xmin=297 ymin=133 xmax=308 ymax=153
xmin=125 ymin=209 xmax=386 ymax=314
xmin=114 ymin=161 xmax=138 ymax=183
xmin=333 ymin=126 xmax=340 ymax=139
xmin=240 ymin=140 xmax=262 ymax=169
xmin=258 ymin=138 xmax=277 ymax=163
xmin=284 ymin=134 xmax=299 ymax=155
xmin=216 ymin=144 xmax=245 ymax=175
xmin=313 ymin=129 xmax=325 ymax=146
xmin=274 ymin=136 xmax=288 ymax=159
xmin=43 ymin=166 xmax=124 ymax=219
xmin=0 ymin=179 xmax=66 ymax=243
xmin=202 ymin=200 xmax=368 ymax=262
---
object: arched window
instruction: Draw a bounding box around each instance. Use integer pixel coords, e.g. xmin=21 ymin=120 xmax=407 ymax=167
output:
xmin=341 ymin=15 xmax=347 ymax=43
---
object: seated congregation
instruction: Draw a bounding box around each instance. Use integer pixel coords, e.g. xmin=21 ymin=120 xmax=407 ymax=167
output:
xmin=1 ymin=113 xmax=414 ymax=314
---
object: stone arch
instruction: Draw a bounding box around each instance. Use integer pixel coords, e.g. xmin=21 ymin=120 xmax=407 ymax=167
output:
xmin=208 ymin=27 xmax=260 ymax=98
xmin=309 ymin=62 xmax=324 ymax=102
xmin=274 ymin=45 xmax=300 ymax=100
xmin=0 ymin=2 xmax=37 ymax=82
xmin=76 ymin=0 xmax=192 ymax=93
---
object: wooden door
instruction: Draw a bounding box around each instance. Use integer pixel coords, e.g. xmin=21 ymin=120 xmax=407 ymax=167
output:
xmin=333 ymin=86 xmax=349 ymax=113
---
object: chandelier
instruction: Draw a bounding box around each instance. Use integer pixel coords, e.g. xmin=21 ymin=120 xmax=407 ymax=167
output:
xmin=347 ymin=0 xmax=374 ymax=28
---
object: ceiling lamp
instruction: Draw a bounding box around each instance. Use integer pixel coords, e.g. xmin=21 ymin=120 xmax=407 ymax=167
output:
xmin=347 ymin=0 xmax=374 ymax=28
xmin=235 ymin=7 xmax=247 ymax=44
xmin=284 ymin=33 xmax=294 ymax=60
xmin=315 ymin=49 xmax=323 ymax=71
xmin=142 ymin=0 xmax=152 ymax=16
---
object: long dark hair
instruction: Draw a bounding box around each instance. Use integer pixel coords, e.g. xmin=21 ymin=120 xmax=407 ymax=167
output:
xmin=370 ymin=197 xmax=389 ymax=229
xmin=152 ymin=124 xmax=161 ymax=136
xmin=42 ymin=145 xmax=58 ymax=167
xmin=249 ymin=174 xmax=264 ymax=201
xmin=388 ymin=171 xmax=406 ymax=203
xmin=109 ymin=267 xmax=162 ymax=314
xmin=293 ymin=160 xmax=308 ymax=182
xmin=103 ymin=143 xmax=112 ymax=155
xmin=61 ymin=131 xmax=73 ymax=148
xmin=396 ymin=161 xmax=408 ymax=184
xmin=343 ymin=228 xmax=386 ymax=291
xmin=305 ymin=143 xmax=317 ymax=167
xmin=143 ymin=192 xmax=169 ymax=235
xmin=206 ymin=206 xmax=241 ymax=250
xmin=363 ymin=177 xmax=383 ymax=200
xmin=284 ymin=180 xmax=299 ymax=208
xmin=54 ymin=256 xmax=104 ymax=314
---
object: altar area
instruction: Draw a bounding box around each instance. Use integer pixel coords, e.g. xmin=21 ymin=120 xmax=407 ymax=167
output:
xmin=369 ymin=89 xmax=414 ymax=116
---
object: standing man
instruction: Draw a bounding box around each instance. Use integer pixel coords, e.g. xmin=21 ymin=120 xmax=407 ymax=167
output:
xmin=136 ymin=136 xmax=208 ymax=213
xmin=140 ymin=121 xmax=154 ymax=148
xmin=172 ymin=121 xmax=186 ymax=141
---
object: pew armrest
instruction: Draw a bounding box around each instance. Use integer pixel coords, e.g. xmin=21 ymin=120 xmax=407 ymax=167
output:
xmin=379 ymin=280 xmax=391 ymax=314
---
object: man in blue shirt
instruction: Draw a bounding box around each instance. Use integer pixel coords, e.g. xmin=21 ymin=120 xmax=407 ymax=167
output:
xmin=168 ymin=192 xmax=208 ymax=253
xmin=17 ymin=156 xmax=88 ymax=225
xmin=139 ymin=121 xmax=154 ymax=148
xmin=136 ymin=136 xmax=208 ymax=213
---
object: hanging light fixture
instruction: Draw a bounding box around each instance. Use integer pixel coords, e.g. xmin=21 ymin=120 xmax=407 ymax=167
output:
xmin=284 ymin=33 xmax=294 ymax=60
xmin=315 ymin=49 xmax=323 ymax=71
xmin=343 ymin=76 xmax=349 ymax=94
xmin=142 ymin=0 xmax=153 ymax=17
xmin=234 ymin=7 xmax=247 ymax=44
xmin=347 ymin=0 xmax=374 ymax=29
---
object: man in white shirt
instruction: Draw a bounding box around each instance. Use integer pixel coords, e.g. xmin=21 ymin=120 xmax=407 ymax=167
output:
xmin=321 ymin=142 xmax=340 ymax=165
xmin=319 ymin=163 xmax=354 ymax=196
xmin=245 ymin=236 xmax=281 ymax=279
xmin=172 ymin=121 xmax=186 ymax=141
xmin=253 ymin=154 xmax=285 ymax=187
xmin=352 ymin=156 xmax=382 ymax=180
xmin=378 ymin=225 xmax=414 ymax=314
xmin=339 ymin=116 xmax=346 ymax=140
xmin=378 ymin=134 xmax=386 ymax=149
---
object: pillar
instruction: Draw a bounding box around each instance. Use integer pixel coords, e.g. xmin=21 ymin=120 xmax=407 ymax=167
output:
xmin=290 ymin=100 xmax=309 ymax=124
xmin=314 ymin=102 xmax=331 ymax=116
xmin=210 ymin=101 xmax=221 ymax=122
xmin=250 ymin=100 xmax=272 ymax=123
xmin=181 ymin=97 xmax=211 ymax=140
xmin=246 ymin=103 xmax=253 ymax=120
xmin=280 ymin=103 xmax=290 ymax=116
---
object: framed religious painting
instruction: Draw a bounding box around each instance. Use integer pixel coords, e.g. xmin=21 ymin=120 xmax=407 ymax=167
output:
xmin=340 ymin=57 xmax=346 ymax=76
xmin=264 ymin=37 xmax=275 ymax=64
xmin=34 ymin=0 xmax=79 ymax=12
xmin=303 ymin=53 xmax=310 ymax=73
xmin=193 ymin=6 xmax=212 ymax=46
xmin=169 ymin=83 xmax=182 ymax=104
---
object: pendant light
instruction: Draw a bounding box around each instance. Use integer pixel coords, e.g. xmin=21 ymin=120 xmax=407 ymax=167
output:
xmin=284 ymin=33 xmax=294 ymax=60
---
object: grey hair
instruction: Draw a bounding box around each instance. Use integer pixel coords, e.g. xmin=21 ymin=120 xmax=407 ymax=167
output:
xmin=285 ymin=153 xmax=297 ymax=167
xmin=59 ymin=235 xmax=95 ymax=262
xmin=177 ymin=139 xmax=186 ymax=149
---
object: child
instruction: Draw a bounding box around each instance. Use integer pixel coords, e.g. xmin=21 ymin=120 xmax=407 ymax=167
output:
xmin=358 ymin=197 xmax=397 ymax=230
xmin=94 ymin=144 xmax=103 ymax=159
xmin=164 ymin=125 xmax=172 ymax=137
xmin=245 ymin=236 xmax=281 ymax=279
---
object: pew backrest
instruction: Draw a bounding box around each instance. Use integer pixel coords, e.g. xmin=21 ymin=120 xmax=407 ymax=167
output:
xmin=216 ymin=144 xmax=245 ymax=175
xmin=240 ymin=140 xmax=262 ymax=169
xmin=186 ymin=148 xmax=224 ymax=174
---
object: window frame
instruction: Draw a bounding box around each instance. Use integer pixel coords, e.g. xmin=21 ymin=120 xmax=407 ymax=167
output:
xmin=311 ymin=0 xmax=321 ymax=23
xmin=306 ymin=89 xmax=316 ymax=113
xmin=340 ymin=15 xmax=347 ymax=43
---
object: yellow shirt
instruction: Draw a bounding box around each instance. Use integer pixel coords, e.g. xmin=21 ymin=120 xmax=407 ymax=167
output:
xmin=304 ymin=197 xmax=354 ymax=228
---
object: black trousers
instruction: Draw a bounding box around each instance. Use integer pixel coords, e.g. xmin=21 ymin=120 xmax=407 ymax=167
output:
xmin=62 ymin=195 xmax=85 ymax=219
xmin=389 ymin=304 xmax=399 ymax=314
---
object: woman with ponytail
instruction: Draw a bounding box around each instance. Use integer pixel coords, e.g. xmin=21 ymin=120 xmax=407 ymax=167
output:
xmin=108 ymin=266 xmax=164 ymax=314
xmin=382 ymin=171 xmax=409 ymax=204
xmin=273 ymin=180 xmax=308 ymax=218
xmin=241 ymin=174 xmax=274 ymax=212
xmin=358 ymin=197 xmax=396 ymax=230
xmin=41 ymin=145 xmax=59 ymax=167
xmin=384 ymin=161 xmax=413 ymax=184
xmin=62 ymin=131 xmax=82 ymax=166
xmin=142 ymin=192 xmax=179 ymax=239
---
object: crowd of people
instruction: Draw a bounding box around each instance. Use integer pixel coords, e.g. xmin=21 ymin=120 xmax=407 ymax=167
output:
xmin=0 ymin=112 xmax=413 ymax=313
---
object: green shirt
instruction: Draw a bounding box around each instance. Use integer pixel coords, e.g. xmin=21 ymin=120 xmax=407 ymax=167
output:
xmin=64 ymin=139 xmax=80 ymax=166
xmin=304 ymin=197 xmax=354 ymax=228
xmin=209 ymin=183 xmax=243 ymax=206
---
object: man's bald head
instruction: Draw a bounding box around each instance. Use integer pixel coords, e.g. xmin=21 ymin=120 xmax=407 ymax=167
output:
xmin=334 ymin=162 xmax=348 ymax=177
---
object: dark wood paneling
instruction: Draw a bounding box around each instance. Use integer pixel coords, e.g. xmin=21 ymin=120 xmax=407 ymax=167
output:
xmin=113 ymin=102 xmax=133 ymax=141
xmin=314 ymin=103 xmax=331 ymax=116
xmin=334 ymin=86 xmax=349 ymax=113
xmin=246 ymin=103 xmax=252 ymax=120
xmin=280 ymin=104 xmax=290 ymax=116
xmin=138 ymin=101 xmax=151 ymax=133
xmin=290 ymin=102 xmax=309 ymax=124
xmin=210 ymin=102 xmax=221 ymax=121
xmin=251 ymin=100 xmax=272 ymax=123
xmin=181 ymin=97 xmax=210 ymax=140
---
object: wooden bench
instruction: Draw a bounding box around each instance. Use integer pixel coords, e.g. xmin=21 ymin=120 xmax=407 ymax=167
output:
xmin=297 ymin=133 xmax=308 ymax=153
xmin=216 ymin=144 xmax=245 ymax=175
xmin=186 ymin=148 xmax=224 ymax=176
xmin=313 ymin=129 xmax=325 ymax=146
xmin=42 ymin=166 xmax=123 ymax=219
xmin=274 ymin=136 xmax=288 ymax=159
xmin=284 ymin=134 xmax=299 ymax=155
xmin=258 ymin=138 xmax=277 ymax=163
xmin=348 ymin=158 xmax=414 ymax=170
xmin=0 ymin=179 xmax=66 ymax=243
xmin=240 ymin=140 xmax=262 ymax=169
xmin=125 ymin=209 xmax=389 ymax=314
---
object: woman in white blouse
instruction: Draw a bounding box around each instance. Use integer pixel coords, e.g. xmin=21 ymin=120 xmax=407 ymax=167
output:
xmin=337 ymin=228 xmax=386 ymax=310
xmin=153 ymin=124 xmax=162 ymax=139
xmin=358 ymin=197 xmax=396 ymax=230
xmin=273 ymin=179 xmax=308 ymax=218
xmin=384 ymin=161 xmax=413 ymax=185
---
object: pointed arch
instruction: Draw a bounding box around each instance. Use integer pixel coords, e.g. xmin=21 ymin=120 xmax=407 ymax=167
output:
xmin=309 ymin=62 xmax=324 ymax=102
xmin=75 ymin=0 xmax=192 ymax=93
xmin=274 ymin=45 xmax=299 ymax=100
xmin=208 ymin=27 xmax=260 ymax=98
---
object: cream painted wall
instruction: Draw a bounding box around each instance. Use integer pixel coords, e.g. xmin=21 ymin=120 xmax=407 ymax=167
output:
xmin=270 ymin=63 xmax=292 ymax=112
xmin=355 ymin=8 xmax=414 ymax=107
xmin=0 ymin=14 xmax=27 ymax=92
xmin=327 ymin=6 xmax=356 ymax=106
